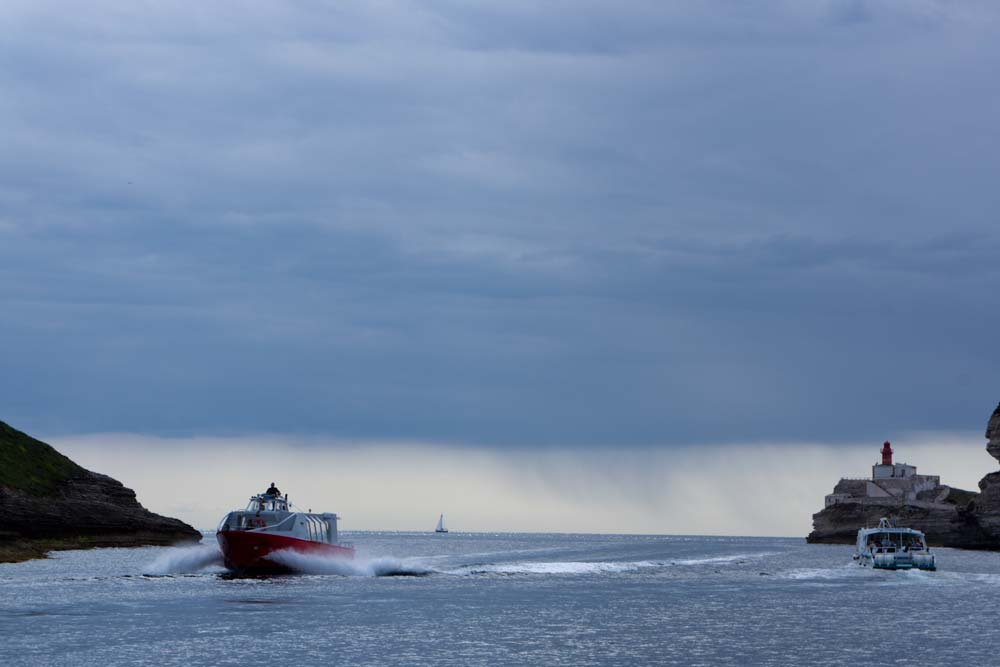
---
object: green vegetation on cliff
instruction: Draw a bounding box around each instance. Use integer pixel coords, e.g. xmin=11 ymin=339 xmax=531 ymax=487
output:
xmin=0 ymin=420 xmax=87 ymax=495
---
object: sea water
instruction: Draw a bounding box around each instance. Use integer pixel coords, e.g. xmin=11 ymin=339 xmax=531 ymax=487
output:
xmin=2 ymin=532 xmax=998 ymax=666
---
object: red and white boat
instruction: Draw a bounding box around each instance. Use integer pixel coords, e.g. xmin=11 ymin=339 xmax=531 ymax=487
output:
xmin=216 ymin=492 xmax=354 ymax=572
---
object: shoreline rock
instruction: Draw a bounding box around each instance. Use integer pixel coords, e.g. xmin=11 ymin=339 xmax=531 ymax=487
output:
xmin=0 ymin=420 xmax=201 ymax=563
xmin=0 ymin=532 xmax=205 ymax=564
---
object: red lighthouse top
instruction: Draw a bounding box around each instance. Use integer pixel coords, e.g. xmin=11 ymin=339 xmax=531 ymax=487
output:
xmin=881 ymin=440 xmax=893 ymax=466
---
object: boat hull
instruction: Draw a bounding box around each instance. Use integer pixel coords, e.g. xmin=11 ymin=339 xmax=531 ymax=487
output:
xmin=858 ymin=553 xmax=936 ymax=571
xmin=217 ymin=530 xmax=354 ymax=572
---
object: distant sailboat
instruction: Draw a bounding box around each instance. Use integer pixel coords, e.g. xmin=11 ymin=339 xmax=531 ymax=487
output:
xmin=435 ymin=513 xmax=448 ymax=533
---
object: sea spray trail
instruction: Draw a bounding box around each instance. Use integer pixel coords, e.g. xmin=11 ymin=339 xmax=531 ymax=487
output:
xmin=669 ymin=552 xmax=778 ymax=566
xmin=266 ymin=550 xmax=433 ymax=576
xmin=444 ymin=552 xmax=778 ymax=576
xmin=141 ymin=542 xmax=777 ymax=578
xmin=144 ymin=545 xmax=225 ymax=575
xmin=445 ymin=560 xmax=660 ymax=576
xmin=779 ymin=565 xmax=1000 ymax=586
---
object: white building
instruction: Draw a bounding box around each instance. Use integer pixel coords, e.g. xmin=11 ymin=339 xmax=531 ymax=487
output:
xmin=823 ymin=440 xmax=942 ymax=507
xmin=872 ymin=440 xmax=917 ymax=479
xmin=872 ymin=462 xmax=917 ymax=479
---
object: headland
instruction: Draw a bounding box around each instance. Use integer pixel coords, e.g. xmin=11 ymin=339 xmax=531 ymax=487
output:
xmin=0 ymin=420 xmax=201 ymax=563
xmin=808 ymin=402 xmax=1000 ymax=549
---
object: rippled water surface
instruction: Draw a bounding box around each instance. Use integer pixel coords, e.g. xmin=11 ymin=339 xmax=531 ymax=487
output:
xmin=3 ymin=532 xmax=999 ymax=666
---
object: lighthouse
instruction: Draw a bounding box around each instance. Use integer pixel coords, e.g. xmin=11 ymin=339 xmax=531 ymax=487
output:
xmin=825 ymin=439 xmax=943 ymax=510
xmin=873 ymin=440 xmax=915 ymax=479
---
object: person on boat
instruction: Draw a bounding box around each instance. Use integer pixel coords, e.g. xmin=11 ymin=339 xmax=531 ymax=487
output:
xmin=265 ymin=482 xmax=281 ymax=497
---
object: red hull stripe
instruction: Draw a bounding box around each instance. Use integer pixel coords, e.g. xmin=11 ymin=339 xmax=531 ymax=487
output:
xmin=217 ymin=530 xmax=355 ymax=570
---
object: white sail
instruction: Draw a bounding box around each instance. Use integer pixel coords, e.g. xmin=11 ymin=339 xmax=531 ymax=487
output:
xmin=435 ymin=514 xmax=447 ymax=532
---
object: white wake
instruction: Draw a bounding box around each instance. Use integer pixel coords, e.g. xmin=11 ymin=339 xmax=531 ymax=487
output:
xmin=144 ymin=545 xmax=225 ymax=575
xmin=445 ymin=552 xmax=776 ymax=576
xmin=670 ymin=552 xmax=777 ymax=566
xmin=445 ymin=560 xmax=657 ymax=575
xmin=265 ymin=550 xmax=433 ymax=576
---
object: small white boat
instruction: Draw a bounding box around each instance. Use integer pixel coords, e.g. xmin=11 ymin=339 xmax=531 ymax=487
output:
xmin=854 ymin=517 xmax=935 ymax=571
xmin=434 ymin=514 xmax=448 ymax=533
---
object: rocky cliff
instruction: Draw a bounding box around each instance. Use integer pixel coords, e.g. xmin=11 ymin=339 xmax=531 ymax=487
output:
xmin=807 ymin=402 xmax=1000 ymax=549
xmin=807 ymin=490 xmax=984 ymax=547
xmin=986 ymin=403 xmax=1000 ymax=462
xmin=970 ymin=403 xmax=1000 ymax=542
xmin=0 ymin=420 xmax=201 ymax=562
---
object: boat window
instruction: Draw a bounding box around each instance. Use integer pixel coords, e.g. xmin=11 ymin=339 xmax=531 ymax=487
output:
xmin=300 ymin=516 xmax=328 ymax=543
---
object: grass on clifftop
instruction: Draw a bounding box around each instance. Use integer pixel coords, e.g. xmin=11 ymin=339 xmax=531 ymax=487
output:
xmin=0 ymin=420 xmax=87 ymax=495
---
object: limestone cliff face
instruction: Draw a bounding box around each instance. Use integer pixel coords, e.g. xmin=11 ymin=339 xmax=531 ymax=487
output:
xmin=972 ymin=403 xmax=1000 ymax=538
xmin=986 ymin=403 xmax=1000 ymax=462
xmin=0 ymin=420 xmax=200 ymax=561
xmin=808 ymin=402 xmax=1000 ymax=550
xmin=808 ymin=499 xmax=983 ymax=547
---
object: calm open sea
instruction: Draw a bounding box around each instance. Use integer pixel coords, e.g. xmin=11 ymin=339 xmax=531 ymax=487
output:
xmin=2 ymin=532 xmax=998 ymax=666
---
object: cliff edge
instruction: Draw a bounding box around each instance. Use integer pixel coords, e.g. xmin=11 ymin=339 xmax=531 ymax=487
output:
xmin=807 ymin=402 xmax=1000 ymax=550
xmin=970 ymin=403 xmax=1000 ymax=542
xmin=0 ymin=420 xmax=201 ymax=562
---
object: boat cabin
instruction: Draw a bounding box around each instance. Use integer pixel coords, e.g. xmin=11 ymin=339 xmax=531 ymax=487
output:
xmin=854 ymin=517 xmax=936 ymax=571
xmin=857 ymin=517 xmax=930 ymax=557
xmin=862 ymin=530 xmax=926 ymax=554
xmin=856 ymin=518 xmax=930 ymax=555
xmin=216 ymin=493 xmax=341 ymax=545
xmin=247 ymin=494 xmax=289 ymax=513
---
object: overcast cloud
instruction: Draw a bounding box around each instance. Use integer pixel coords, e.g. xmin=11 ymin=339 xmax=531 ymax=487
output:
xmin=51 ymin=431 xmax=991 ymax=535
xmin=2 ymin=1 xmax=998 ymax=445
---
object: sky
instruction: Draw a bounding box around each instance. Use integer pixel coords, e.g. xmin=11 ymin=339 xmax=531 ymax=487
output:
xmin=2 ymin=2 xmax=999 ymax=532
xmin=49 ymin=431 xmax=996 ymax=534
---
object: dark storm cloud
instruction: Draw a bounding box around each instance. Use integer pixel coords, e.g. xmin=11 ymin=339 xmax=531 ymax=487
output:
xmin=1 ymin=1 xmax=998 ymax=444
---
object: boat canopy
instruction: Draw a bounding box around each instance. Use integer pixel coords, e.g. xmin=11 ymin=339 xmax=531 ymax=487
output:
xmin=861 ymin=531 xmax=926 ymax=552
xmin=857 ymin=519 xmax=928 ymax=554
